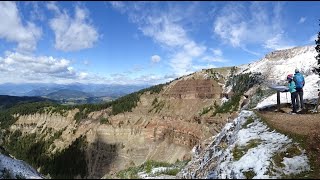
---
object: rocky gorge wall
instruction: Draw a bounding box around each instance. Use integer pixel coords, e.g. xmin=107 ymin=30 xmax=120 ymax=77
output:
xmin=9 ymin=107 xmax=217 ymax=178
xmin=5 ymin=74 xmax=235 ymax=178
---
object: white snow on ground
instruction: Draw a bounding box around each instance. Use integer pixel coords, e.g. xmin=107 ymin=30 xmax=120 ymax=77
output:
xmin=221 ymin=97 xmax=229 ymax=104
xmin=138 ymin=167 xmax=176 ymax=179
xmin=210 ymin=111 xmax=310 ymax=179
xmin=0 ymin=154 xmax=43 ymax=179
xmin=282 ymin=155 xmax=310 ymax=175
xmin=179 ymin=110 xmax=310 ymax=179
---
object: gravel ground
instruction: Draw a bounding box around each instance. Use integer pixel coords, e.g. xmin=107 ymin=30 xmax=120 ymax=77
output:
xmin=257 ymin=107 xmax=320 ymax=136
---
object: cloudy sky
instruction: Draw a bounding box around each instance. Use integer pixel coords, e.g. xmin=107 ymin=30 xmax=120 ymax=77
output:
xmin=0 ymin=1 xmax=319 ymax=85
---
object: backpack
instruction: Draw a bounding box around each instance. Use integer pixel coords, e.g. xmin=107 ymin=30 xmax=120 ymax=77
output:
xmin=293 ymin=73 xmax=304 ymax=88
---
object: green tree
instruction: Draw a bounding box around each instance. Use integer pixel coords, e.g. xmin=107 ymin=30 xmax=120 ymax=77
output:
xmin=315 ymin=20 xmax=320 ymax=77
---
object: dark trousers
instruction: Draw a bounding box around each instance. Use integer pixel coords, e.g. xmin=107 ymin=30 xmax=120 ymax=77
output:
xmin=291 ymin=92 xmax=298 ymax=113
xmin=295 ymin=88 xmax=304 ymax=109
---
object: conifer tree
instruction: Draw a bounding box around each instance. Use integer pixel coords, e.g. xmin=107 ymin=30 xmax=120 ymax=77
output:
xmin=314 ymin=19 xmax=320 ymax=76
xmin=313 ymin=20 xmax=320 ymax=112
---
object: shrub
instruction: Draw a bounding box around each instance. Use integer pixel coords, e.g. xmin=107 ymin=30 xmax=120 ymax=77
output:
xmin=100 ymin=117 xmax=109 ymax=124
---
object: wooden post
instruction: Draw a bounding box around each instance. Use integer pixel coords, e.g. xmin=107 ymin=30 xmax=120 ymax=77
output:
xmin=313 ymin=91 xmax=320 ymax=112
xmin=277 ymin=91 xmax=280 ymax=111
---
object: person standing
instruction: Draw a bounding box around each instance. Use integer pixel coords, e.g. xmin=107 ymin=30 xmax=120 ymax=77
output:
xmin=287 ymin=74 xmax=297 ymax=114
xmin=293 ymin=68 xmax=305 ymax=111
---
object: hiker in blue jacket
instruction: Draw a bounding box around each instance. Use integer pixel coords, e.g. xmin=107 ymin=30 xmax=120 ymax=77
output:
xmin=287 ymin=74 xmax=297 ymax=114
xmin=293 ymin=68 xmax=305 ymax=111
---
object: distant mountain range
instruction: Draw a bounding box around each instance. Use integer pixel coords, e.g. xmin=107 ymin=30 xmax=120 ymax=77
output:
xmin=45 ymin=89 xmax=92 ymax=100
xmin=0 ymin=83 xmax=149 ymax=100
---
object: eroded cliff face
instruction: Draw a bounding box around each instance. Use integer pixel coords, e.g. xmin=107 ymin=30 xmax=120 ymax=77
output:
xmin=6 ymin=68 xmax=239 ymax=178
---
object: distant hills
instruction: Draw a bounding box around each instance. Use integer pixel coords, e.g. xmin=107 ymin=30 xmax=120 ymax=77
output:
xmin=0 ymin=83 xmax=149 ymax=104
xmin=0 ymin=95 xmax=54 ymax=110
xmin=44 ymin=89 xmax=97 ymax=105
xmin=45 ymin=89 xmax=92 ymax=100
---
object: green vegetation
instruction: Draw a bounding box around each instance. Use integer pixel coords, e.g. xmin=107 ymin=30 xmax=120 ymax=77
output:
xmin=117 ymin=166 xmax=140 ymax=179
xmin=213 ymin=94 xmax=241 ymax=116
xmin=0 ymin=145 xmax=10 ymax=157
xmin=100 ymin=117 xmax=110 ymax=124
xmin=242 ymin=116 xmax=255 ymax=128
xmin=160 ymin=168 xmax=181 ymax=176
xmin=149 ymin=98 xmax=166 ymax=113
xmin=0 ymin=95 xmax=53 ymax=110
xmin=199 ymin=105 xmax=214 ymax=116
xmin=243 ymin=169 xmax=256 ymax=179
xmin=224 ymin=66 xmax=237 ymax=87
xmin=233 ymin=139 xmax=262 ymax=161
xmin=213 ymin=72 xmax=262 ymax=116
xmin=3 ymin=130 xmax=88 ymax=179
xmin=205 ymin=68 xmax=225 ymax=81
xmin=75 ymin=82 xmax=168 ymax=118
xmin=116 ymin=160 xmax=188 ymax=179
xmin=152 ymin=97 xmax=158 ymax=106
xmin=226 ymin=72 xmax=263 ymax=94
xmin=247 ymin=88 xmax=274 ymax=109
xmin=0 ymin=101 xmax=71 ymax=129
xmin=269 ymin=144 xmax=307 ymax=178
xmin=43 ymin=135 xmax=88 ymax=179
xmin=272 ymin=144 xmax=302 ymax=168
xmin=72 ymin=102 xmax=113 ymax=122
xmin=313 ymin=19 xmax=320 ymax=77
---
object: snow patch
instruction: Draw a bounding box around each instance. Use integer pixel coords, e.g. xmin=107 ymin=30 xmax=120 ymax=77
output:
xmin=138 ymin=167 xmax=176 ymax=179
xmin=0 ymin=154 xmax=43 ymax=179
xmin=221 ymin=97 xmax=229 ymax=104
xmin=282 ymin=155 xmax=310 ymax=175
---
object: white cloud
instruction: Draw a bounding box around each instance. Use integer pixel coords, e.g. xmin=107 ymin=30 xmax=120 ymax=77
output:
xmin=151 ymin=55 xmax=161 ymax=63
xmin=111 ymin=2 xmax=219 ymax=77
xmin=0 ymin=1 xmax=42 ymax=52
xmin=28 ymin=2 xmax=46 ymax=21
xmin=142 ymin=17 xmax=189 ymax=47
xmin=48 ymin=4 xmax=99 ymax=51
xmin=0 ymin=50 xmax=171 ymax=85
xmin=200 ymin=48 xmax=228 ymax=63
xmin=309 ymin=34 xmax=318 ymax=42
xmin=0 ymin=51 xmax=90 ymax=84
xmin=201 ymin=56 xmax=226 ymax=63
xmin=79 ymin=72 xmax=88 ymax=79
xmin=212 ymin=48 xmax=223 ymax=56
xmin=170 ymin=51 xmax=193 ymax=76
xmin=141 ymin=14 xmax=204 ymax=75
xmin=298 ymin=17 xmax=306 ymax=24
xmin=263 ymin=33 xmax=294 ymax=50
xmin=192 ymin=64 xmax=216 ymax=71
xmin=47 ymin=1 xmax=60 ymax=14
xmin=183 ymin=41 xmax=206 ymax=57
xmin=108 ymin=73 xmax=173 ymax=85
xmin=213 ymin=2 xmax=294 ymax=51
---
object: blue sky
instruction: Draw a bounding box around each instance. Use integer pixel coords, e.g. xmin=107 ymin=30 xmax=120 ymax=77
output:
xmin=0 ymin=1 xmax=319 ymax=85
